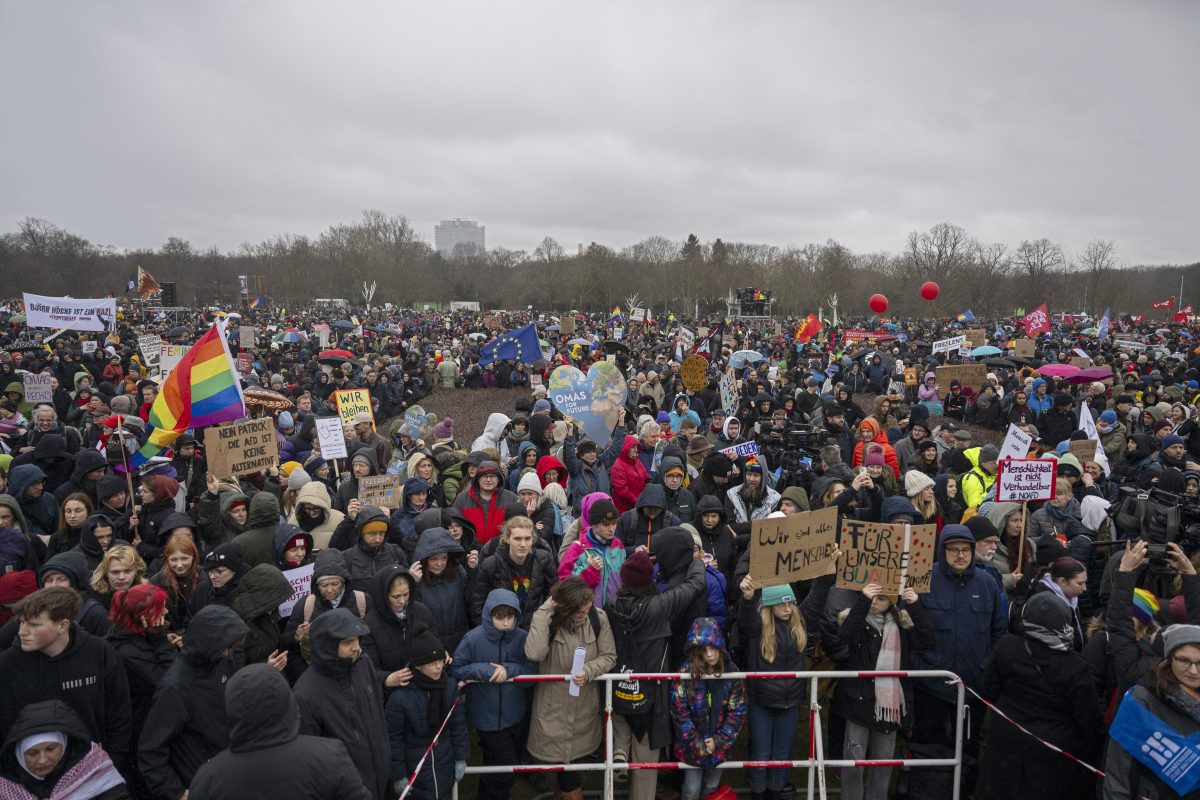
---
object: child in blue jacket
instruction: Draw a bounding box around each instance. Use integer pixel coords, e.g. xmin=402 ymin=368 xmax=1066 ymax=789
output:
xmin=452 ymin=589 xmax=535 ymax=800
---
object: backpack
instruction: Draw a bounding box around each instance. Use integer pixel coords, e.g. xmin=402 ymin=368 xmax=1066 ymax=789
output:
xmin=551 ymin=505 xmax=576 ymax=539
xmin=609 ymin=598 xmax=664 ymax=716
xmin=298 ymin=591 xmax=368 ymax=663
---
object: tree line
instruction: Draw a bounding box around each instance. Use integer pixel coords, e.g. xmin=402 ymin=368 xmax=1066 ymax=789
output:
xmin=3 ymin=212 xmax=1197 ymax=319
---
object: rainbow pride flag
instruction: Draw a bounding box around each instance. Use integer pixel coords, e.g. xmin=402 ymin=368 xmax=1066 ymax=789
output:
xmin=130 ymin=322 xmax=246 ymax=466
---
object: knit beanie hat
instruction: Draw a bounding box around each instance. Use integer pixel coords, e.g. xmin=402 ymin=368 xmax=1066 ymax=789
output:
xmin=587 ymin=499 xmax=620 ymax=526
xmin=360 ymin=519 xmax=389 ymax=537
xmin=277 ymin=411 xmax=294 ymax=429
xmin=904 ymin=470 xmax=935 ymax=497
xmin=517 ymin=472 xmax=543 ymax=496
xmin=965 ymin=515 xmax=999 ymax=541
xmin=533 ymin=399 xmax=552 ymax=414
xmin=1162 ymin=624 xmax=1200 ymax=658
xmin=761 ymin=584 xmax=796 ymax=607
xmin=1163 ymin=434 xmax=1186 ymax=449
xmin=204 ymin=542 xmax=246 ymax=574
xmin=410 ymin=629 xmax=447 ymax=666
xmin=287 ymin=467 xmax=312 ymax=491
xmin=1132 ymin=588 xmax=1161 ymax=629
xmin=620 ymin=551 xmax=656 ymax=591
xmin=1099 ymin=410 xmax=1118 ymax=425
xmin=865 ymin=445 xmax=886 ymax=467
xmin=434 ymin=417 xmax=454 ymax=439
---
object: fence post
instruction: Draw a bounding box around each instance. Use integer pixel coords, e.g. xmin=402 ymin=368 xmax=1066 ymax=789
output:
xmin=807 ymin=676 xmax=817 ymax=800
xmin=952 ymin=679 xmax=965 ymax=800
xmin=604 ymin=676 xmax=614 ymax=800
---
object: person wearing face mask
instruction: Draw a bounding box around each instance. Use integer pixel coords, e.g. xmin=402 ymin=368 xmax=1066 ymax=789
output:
xmin=908 ymin=525 xmax=1006 ymax=799
xmin=294 ymin=608 xmax=392 ymax=800
xmin=0 ymin=700 xmax=128 ymax=800
xmin=137 ymin=604 xmax=249 ymax=800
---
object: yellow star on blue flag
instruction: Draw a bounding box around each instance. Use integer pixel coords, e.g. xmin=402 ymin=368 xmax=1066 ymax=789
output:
xmin=479 ymin=323 xmax=542 ymax=366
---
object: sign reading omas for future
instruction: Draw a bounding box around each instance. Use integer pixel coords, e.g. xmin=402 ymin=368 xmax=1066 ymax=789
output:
xmin=748 ymin=506 xmax=839 ymax=588
xmin=995 ymin=458 xmax=1057 ymax=502
xmin=358 ymin=474 xmax=402 ymax=509
xmin=836 ymin=519 xmax=938 ymax=594
xmin=204 ymin=417 xmax=279 ymax=477
xmin=334 ymin=388 xmax=374 ymax=428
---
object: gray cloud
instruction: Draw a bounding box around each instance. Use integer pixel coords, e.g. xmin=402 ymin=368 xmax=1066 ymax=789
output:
xmin=1 ymin=1 xmax=1196 ymax=263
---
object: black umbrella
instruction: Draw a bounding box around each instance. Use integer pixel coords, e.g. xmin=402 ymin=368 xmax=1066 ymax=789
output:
xmin=603 ymin=340 xmax=630 ymax=353
xmin=164 ymin=326 xmax=189 ymax=339
xmin=983 ymin=357 xmax=1016 ymax=368
xmin=334 ymin=320 xmax=355 ymax=329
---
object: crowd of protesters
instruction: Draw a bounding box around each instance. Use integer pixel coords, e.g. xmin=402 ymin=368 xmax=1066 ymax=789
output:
xmin=0 ymin=299 xmax=1199 ymax=800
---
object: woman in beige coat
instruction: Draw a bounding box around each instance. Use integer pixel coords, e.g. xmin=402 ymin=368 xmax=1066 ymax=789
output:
xmin=286 ymin=480 xmax=345 ymax=550
xmin=524 ymin=576 xmax=617 ymax=800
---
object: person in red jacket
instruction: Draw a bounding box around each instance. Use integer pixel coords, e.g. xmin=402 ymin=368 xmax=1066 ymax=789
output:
xmin=609 ymin=436 xmax=648 ymax=514
xmin=451 ymin=461 xmax=518 ymax=544
xmin=852 ymin=417 xmax=900 ymax=481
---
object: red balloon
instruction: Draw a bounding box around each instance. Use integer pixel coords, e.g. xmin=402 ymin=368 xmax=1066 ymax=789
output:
xmin=920 ymin=281 xmax=939 ymax=301
xmin=869 ymin=293 xmax=888 ymax=314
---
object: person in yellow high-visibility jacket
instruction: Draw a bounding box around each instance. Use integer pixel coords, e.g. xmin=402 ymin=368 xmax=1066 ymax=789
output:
xmin=959 ymin=444 xmax=1000 ymax=509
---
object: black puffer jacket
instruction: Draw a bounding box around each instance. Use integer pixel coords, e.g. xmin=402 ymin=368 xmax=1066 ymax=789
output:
xmin=341 ymin=506 xmax=409 ymax=594
xmin=137 ymin=605 xmax=248 ymax=800
xmin=649 ymin=527 xmax=711 ymax=665
xmin=189 ymin=664 xmax=371 ymax=800
xmin=293 ymin=609 xmax=391 ymax=800
xmin=412 ymin=528 xmax=472 ymax=653
xmin=469 ymin=539 xmax=557 ymax=628
xmin=0 ymin=700 xmax=129 ymax=799
xmin=693 ymin=494 xmax=738 ymax=582
xmin=363 ymin=566 xmax=436 ymax=674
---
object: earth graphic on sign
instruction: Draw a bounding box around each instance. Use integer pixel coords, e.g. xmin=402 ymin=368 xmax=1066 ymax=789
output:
xmin=548 ymin=361 xmax=628 ymax=444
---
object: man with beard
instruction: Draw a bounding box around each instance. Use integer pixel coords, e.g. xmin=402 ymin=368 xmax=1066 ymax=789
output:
xmin=821 ymin=401 xmax=854 ymax=464
xmin=724 ymin=456 xmax=780 ymax=527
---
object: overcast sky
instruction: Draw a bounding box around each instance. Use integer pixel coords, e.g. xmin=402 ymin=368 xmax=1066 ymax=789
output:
xmin=2 ymin=1 xmax=1196 ymax=265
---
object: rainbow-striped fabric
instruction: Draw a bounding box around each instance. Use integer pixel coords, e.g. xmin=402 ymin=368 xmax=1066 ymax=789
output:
xmin=131 ymin=322 xmax=246 ymax=466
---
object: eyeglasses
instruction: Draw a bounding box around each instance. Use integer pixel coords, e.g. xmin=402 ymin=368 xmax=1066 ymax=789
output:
xmin=1173 ymin=655 xmax=1200 ymax=673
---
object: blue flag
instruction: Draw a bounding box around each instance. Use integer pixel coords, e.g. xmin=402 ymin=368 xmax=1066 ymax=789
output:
xmin=956 ymin=309 xmax=976 ymax=323
xmin=1098 ymin=308 xmax=1111 ymax=340
xmin=1110 ymin=687 xmax=1200 ymax=795
xmin=479 ymin=323 xmax=542 ymax=366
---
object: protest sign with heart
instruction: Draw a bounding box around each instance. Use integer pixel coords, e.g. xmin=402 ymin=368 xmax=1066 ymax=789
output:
xmin=548 ymin=361 xmax=628 ymax=444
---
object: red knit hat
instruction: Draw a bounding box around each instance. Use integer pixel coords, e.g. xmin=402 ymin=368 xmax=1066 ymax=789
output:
xmin=620 ymin=551 xmax=655 ymax=591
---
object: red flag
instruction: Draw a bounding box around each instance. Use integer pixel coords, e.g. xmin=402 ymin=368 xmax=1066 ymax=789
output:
xmin=1151 ymin=296 xmax=1176 ymax=309
xmin=1020 ymin=303 xmax=1050 ymax=337
xmin=1130 ymin=314 xmax=1144 ymax=324
xmin=794 ymin=313 xmax=823 ymax=343
xmin=137 ymin=267 xmax=160 ymax=300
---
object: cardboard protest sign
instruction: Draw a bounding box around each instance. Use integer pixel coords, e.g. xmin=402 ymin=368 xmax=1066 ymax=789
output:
xmin=559 ymin=316 xmax=575 ymax=335
xmin=999 ymin=423 xmax=1033 ymax=462
xmin=314 ymin=417 xmax=348 ymax=459
xmin=235 ymin=352 xmax=253 ymax=373
xmin=1014 ymin=339 xmax=1037 ymax=357
xmin=995 ymin=458 xmax=1057 ymax=502
xmin=932 ymin=335 xmax=967 ymax=355
xmin=334 ymin=389 xmax=374 ymax=428
xmin=278 ymin=563 xmax=315 ymax=617
xmin=547 ymin=361 xmax=628 ymax=445
xmin=836 ymin=519 xmax=938 ymax=594
xmin=719 ymin=367 xmax=739 ymax=415
xmin=358 ymin=474 xmax=402 ymax=508
xmin=1069 ymin=357 xmax=1092 ymax=369
xmin=203 ymin=417 xmax=279 ymax=477
xmin=239 ymin=326 xmax=255 ymax=348
xmin=748 ymin=506 xmax=839 ymax=588
xmin=680 ymin=355 xmax=708 ymax=392
xmin=936 ymin=364 xmax=988 ymax=392
xmin=137 ymin=334 xmax=163 ymax=362
xmin=22 ymin=373 xmax=53 ymax=404
xmin=483 ymin=314 xmax=502 ymax=329
xmin=964 ymin=329 xmax=987 ymax=347
xmin=1068 ymin=439 xmax=1101 ymax=463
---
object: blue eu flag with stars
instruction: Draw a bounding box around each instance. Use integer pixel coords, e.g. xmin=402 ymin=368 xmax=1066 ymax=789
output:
xmin=479 ymin=323 xmax=542 ymax=366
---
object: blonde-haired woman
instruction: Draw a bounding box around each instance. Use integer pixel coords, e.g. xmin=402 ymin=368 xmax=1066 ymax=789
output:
xmin=90 ymin=544 xmax=147 ymax=609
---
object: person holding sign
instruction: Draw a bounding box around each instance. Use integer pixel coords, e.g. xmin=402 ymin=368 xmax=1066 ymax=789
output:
xmin=909 ymin=525 xmax=1006 ymax=797
xmin=737 ymin=549 xmax=839 ymax=800
xmin=833 ymin=583 xmax=936 ymax=800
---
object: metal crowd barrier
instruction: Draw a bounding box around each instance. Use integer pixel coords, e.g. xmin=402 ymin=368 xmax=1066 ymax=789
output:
xmin=448 ymin=669 xmax=965 ymax=800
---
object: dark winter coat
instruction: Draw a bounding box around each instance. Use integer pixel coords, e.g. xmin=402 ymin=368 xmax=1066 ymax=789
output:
xmin=452 ymin=588 xmax=535 ymax=732
xmin=230 ymin=563 xmax=291 ymax=666
xmin=614 ymin=483 xmax=679 ymax=552
xmin=52 ymin=447 xmax=109 ymax=508
xmin=468 ymin=540 xmax=557 ymax=628
xmin=363 ymin=566 xmax=436 ymax=674
xmin=738 ymin=574 xmax=834 ymax=710
xmin=232 ymin=491 xmax=283 ymax=567
xmin=693 ymin=494 xmax=738 ymax=583
xmin=0 ymin=623 xmax=132 ymax=770
xmin=106 ymin=624 xmax=176 ymax=763
xmin=412 ymin=528 xmax=471 ymax=653
xmin=189 ymin=664 xmax=371 ymax=800
xmin=137 ymin=605 xmax=248 ymax=800
xmin=386 ymin=672 xmax=468 ymax=800
xmin=831 ymin=593 xmax=937 ymax=732
xmin=294 ymin=609 xmax=391 ymax=800
xmin=341 ymin=507 xmax=409 ymax=595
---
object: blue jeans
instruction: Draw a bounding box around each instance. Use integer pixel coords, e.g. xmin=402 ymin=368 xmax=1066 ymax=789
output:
xmin=681 ymin=766 xmax=721 ymax=800
xmin=747 ymin=704 xmax=800 ymax=792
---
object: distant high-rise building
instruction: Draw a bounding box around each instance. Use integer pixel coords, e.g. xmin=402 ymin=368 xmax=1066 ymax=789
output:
xmin=435 ymin=218 xmax=486 ymax=258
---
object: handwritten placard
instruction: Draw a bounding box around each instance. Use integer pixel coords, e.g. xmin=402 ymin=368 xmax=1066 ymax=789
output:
xmin=995 ymin=458 xmax=1057 ymax=502
xmin=999 ymin=423 xmax=1033 ymax=462
xmin=836 ymin=519 xmax=938 ymax=594
xmin=203 ymin=416 xmax=278 ymax=477
xmin=334 ymin=388 xmax=374 ymax=428
xmin=936 ymin=364 xmax=988 ymax=392
xmin=314 ymin=416 xmax=348 ymax=460
xmin=748 ymin=506 xmax=839 ymax=588
xmin=964 ymin=329 xmax=987 ymax=347
xmin=1068 ymin=439 xmax=1100 ymax=464
xmin=22 ymin=373 xmax=53 ymax=404
xmin=1014 ymin=339 xmax=1036 ymax=357
xmin=278 ymin=563 xmax=314 ymax=617
xmin=681 ymin=354 xmax=708 ymax=392
xmin=359 ymin=474 xmax=402 ymax=509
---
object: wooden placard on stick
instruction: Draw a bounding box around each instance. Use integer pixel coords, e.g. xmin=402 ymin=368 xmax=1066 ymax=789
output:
xmin=748 ymin=506 xmax=839 ymax=588
xmin=358 ymin=474 xmax=402 ymax=509
xmin=203 ymin=417 xmax=278 ymax=478
xmin=1068 ymin=439 xmax=1100 ymax=463
xmin=935 ymin=364 xmax=989 ymax=392
xmin=560 ymin=316 xmax=575 ymax=335
xmin=835 ymin=519 xmax=938 ymax=594
xmin=1014 ymin=339 xmax=1037 ymax=358
xmin=964 ymin=329 xmax=987 ymax=347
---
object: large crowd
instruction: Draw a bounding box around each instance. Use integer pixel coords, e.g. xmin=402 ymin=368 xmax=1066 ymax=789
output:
xmin=1 ymin=301 xmax=1199 ymax=800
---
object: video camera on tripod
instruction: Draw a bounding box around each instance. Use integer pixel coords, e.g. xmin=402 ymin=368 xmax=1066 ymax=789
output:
xmin=759 ymin=423 xmax=830 ymax=490
xmin=1114 ymin=485 xmax=1200 ymax=576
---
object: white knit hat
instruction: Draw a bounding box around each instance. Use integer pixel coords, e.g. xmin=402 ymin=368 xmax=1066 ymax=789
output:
xmin=517 ymin=471 xmax=543 ymax=496
xmin=904 ymin=470 xmax=936 ymax=498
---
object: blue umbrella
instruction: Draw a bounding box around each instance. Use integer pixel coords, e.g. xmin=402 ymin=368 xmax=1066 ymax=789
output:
xmin=881 ymin=322 xmax=898 ymax=330
xmin=969 ymin=345 xmax=1002 ymax=357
